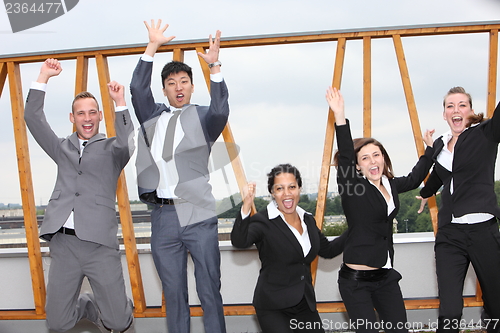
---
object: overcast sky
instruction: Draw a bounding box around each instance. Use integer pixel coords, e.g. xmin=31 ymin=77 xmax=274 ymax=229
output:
xmin=1 ymin=0 xmax=500 ymax=206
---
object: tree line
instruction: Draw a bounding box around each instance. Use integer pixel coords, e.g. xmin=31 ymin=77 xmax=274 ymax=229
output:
xmin=216 ymin=180 xmax=500 ymax=236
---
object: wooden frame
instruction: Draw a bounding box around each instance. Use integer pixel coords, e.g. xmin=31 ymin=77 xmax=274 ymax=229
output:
xmin=1 ymin=20 xmax=499 ymax=320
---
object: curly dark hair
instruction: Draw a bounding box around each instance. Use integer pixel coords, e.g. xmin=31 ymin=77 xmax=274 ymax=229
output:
xmin=267 ymin=163 xmax=302 ymax=194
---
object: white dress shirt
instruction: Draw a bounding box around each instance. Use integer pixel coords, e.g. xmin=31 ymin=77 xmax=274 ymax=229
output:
xmin=368 ymin=175 xmax=394 ymax=268
xmin=241 ymin=201 xmax=312 ymax=257
xmin=141 ymin=54 xmax=223 ymax=199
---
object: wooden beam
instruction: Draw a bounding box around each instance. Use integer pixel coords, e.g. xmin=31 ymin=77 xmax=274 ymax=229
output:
xmin=196 ymin=47 xmax=211 ymax=88
xmin=392 ymin=35 xmax=425 ymax=156
xmin=173 ymin=48 xmax=184 ymax=62
xmin=0 ymin=62 xmax=7 ymax=96
xmin=363 ymin=36 xmax=372 ymax=138
xmin=393 ymin=35 xmax=440 ymax=234
xmin=196 ymin=48 xmax=256 ymax=215
xmin=0 ymin=296 xmax=484 ymax=320
xmin=73 ymin=56 xmax=89 ymax=132
xmin=7 ymin=61 xmax=46 ymax=315
xmin=487 ymin=29 xmax=498 ymax=117
xmin=312 ymin=37 xmax=347 ymax=284
xmin=75 ymin=56 xmax=89 ymax=95
xmin=3 ymin=23 xmax=500 ymax=65
xmin=95 ymin=54 xmax=146 ymax=313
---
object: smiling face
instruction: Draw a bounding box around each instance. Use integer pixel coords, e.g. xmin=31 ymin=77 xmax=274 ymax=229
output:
xmin=443 ymin=93 xmax=474 ymax=136
xmin=271 ymin=172 xmax=301 ymax=216
xmin=162 ymin=71 xmax=194 ymax=109
xmin=356 ymin=143 xmax=386 ymax=185
xmin=70 ymin=97 xmax=102 ymax=140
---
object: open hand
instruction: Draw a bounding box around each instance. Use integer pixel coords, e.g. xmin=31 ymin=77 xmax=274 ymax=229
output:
xmin=197 ymin=30 xmax=222 ymax=65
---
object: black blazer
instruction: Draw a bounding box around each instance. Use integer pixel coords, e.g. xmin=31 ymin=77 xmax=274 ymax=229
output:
xmin=420 ymin=101 xmax=500 ymax=228
xmin=336 ymin=120 xmax=434 ymax=268
xmin=231 ymin=205 xmax=344 ymax=311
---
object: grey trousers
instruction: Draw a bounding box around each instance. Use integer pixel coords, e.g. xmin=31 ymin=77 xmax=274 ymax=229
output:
xmin=45 ymin=232 xmax=133 ymax=332
xmin=150 ymin=204 xmax=226 ymax=333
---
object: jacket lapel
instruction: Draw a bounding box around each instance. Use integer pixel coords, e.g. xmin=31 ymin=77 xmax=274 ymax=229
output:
xmin=432 ymin=137 xmax=445 ymax=160
xmin=271 ymin=214 xmax=305 ymax=258
xmin=303 ymin=214 xmax=319 ymax=260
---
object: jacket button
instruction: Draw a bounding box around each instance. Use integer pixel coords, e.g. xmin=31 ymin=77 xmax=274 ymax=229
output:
xmin=75 ymin=193 xmax=80 ymax=196
xmin=383 ymin=236 xmax=387 ymax=240
xmin=300 ymin=276 xmax=304 ymax=280
xmin=78 ymin=171 xmax=82 ymax=175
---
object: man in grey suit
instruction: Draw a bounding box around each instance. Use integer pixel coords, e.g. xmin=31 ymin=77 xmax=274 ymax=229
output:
xmin=24 ymin=58 xmax=135 ymax=333
xmin=130 ymin=20 xmax=228 ymax=333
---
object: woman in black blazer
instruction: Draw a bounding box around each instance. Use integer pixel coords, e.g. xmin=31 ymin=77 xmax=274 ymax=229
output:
xmin=231 ymin=164 xmax=345 ymax=333
xmin=326 ymin=87 xmax=434 ymax=333
xmin=418 ymin=87 xmax=500 ymax=333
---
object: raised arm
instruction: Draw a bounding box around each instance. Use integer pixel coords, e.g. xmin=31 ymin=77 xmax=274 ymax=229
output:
xmin=107 ymin=81 xmax=135 ymax=167
xmin=241 ymin=182 xmax=256 ymax=216
xmin=131 ymin=20 xmax=174 ymax=124
xmin=24 ymin=59 xmax=64 ymax=161
xmin=197 ymin=30 xmax=222 ymax=75
xmin=107 ymin=81 xmax=126 ymax=107
xmin=231 ymin=182 xmax=262 ymax=249
xmin=37 ymin=58 xmax=62 ymax=83
xmin=144 ymin=19 xmax=175 ymax=57
xmin=326 ymin=86 xmax=346 ymax=125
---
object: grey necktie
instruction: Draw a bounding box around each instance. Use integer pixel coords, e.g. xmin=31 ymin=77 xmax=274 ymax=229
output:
xmin=162 ymin=110 xmax=181 ymax=162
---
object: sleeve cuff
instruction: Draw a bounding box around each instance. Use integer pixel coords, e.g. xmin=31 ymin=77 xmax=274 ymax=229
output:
xmin=241 ymin=208 xmax=250 ymax=220
xmin=210 ymin=72 xmax=223 ymax=83
xmin=31 ymin=81 xmax=47 ymax=91
xmin=115 ymin=106 xmax=127 ymax=112
xmin=141 ymin=54 xmax=154 ymax=62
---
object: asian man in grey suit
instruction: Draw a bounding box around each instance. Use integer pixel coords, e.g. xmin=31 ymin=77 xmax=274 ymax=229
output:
xmin=24 ymin=59 xmax=135 ymax=333
xmin=130 ymin=20 xmax=228 ymax=333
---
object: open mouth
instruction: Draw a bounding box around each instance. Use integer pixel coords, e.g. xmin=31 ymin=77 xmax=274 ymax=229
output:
xmin=369 ymin=166 xmax=379 ymax=175
xmin=176 ymin=93 xmax=184 ymax=102
xmin=283 ymin=199 xmax=294 ymax=210
xmin=452 ymin=116 xmax=463 ymax=126
xmin=82 ymin=124 xmax=93 ymax=132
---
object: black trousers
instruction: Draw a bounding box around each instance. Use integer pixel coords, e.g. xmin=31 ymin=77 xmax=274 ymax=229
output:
xmin=435 ymin=219 xmax=500 ymax=333
xmin=338 ymin=267 xmax=408 ymax=333
xmin=255 ymin=296 xmax=325 ymax=333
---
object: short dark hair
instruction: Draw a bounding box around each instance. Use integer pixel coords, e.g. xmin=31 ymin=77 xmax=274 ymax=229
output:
xmin=72 ymin=91 xmax=99 ymax=113
xmin=161 ymin=61 xmax=193 ymax=88
xmin=267 ymin=163 xmax=303 ymax=194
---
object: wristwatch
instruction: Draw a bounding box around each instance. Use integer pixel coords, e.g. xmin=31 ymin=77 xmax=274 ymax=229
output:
xmin=208 ymin=61 xmax=222 ymax=68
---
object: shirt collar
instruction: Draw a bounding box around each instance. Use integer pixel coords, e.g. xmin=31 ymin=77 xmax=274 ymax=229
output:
xmin=440 ymin=122 xmax=479 ymax=145
xmin=78 ymin=138 xmax=88 ymax=148
xmin=267 ymin=201 xmax=309 ymax=220
xmin=366 ymin=174 xmax=390 ymax=189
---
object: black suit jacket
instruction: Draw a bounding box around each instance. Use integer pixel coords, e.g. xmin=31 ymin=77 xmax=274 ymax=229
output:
xmin=420 ymin=101 xmax=500 ymax=228
xmin=336 ymin=120 xmax=434 ymax=267
xmin=231 ymin=205 xmax=344 ymax=311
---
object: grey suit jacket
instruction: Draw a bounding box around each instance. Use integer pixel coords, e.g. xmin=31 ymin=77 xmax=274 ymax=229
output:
xmin=24 ymin=89 xmax=135 ymax=249
xmin=130 ymin=58 xmax=229 ymax=226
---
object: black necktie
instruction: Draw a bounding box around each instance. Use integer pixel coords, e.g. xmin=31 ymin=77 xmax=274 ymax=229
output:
xmin=162 ymin=110 xmax=181 ymax=162
xmin=79 ymin=141 xmax=87 ymax=164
